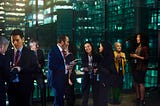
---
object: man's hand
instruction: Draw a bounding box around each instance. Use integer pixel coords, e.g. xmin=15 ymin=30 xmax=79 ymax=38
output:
xmin=11 ymin=66 xmax=21 ymax=72
xmin=67 ymin=65 xmax=73 ymax=70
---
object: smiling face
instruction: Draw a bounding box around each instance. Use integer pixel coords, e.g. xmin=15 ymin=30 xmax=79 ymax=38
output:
xmin=11 ymin=35 xmax=24 ymax=49
xmin=30 ymin=42 xmax=38 ymax=51
xmin=64 ymin=36 xmax=69 ymax=49
xmin=136 ymin=34 xmax=141 ymax=44
xmin=84 ymin=43 xmax=92 ymax=55
xmin=115 ymin=42 xmax=121 ymax=52
xmin=60 ymin=36 xmax=69 ymax=50
xmin=99 ymin=43 xmax=103 ymax=53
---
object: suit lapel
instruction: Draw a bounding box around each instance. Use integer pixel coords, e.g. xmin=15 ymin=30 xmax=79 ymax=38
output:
xmin=10 ymin=49 xmax=15 ymax=65
xmin=18 ymin=47 xmax=26 ymax=66
xmin=55 ymin=46 xmax=64 ymax=62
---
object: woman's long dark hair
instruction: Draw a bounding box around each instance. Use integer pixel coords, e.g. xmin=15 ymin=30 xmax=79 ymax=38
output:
xmin=100 ymin=41 xmax=114 ymax=64
xmin=68 ymin=42 xmax=77 ymax=57
xmin=100 ymin=41 xmax=113 ymax=56
xmin=130 ymin=33 xmax=149 ymax=52
xmin=136 ymin=32 xmax=149 ymax=47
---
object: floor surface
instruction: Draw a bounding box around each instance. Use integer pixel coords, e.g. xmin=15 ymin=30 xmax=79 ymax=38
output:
xmin=33 ymin=88 xmax=160 ymax=106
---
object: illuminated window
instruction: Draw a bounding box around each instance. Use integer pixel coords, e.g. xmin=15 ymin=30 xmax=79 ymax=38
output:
xmin=44 ymin=17 xmax=52 ymax=24
xmin=0 ymin=7 xmax=4 ymax=9
xmin=16 ymin=3 xmax=25 ymax=7
xmin=53 ymin=15 xmax=57 ymax=22
xmin=46 ymin=1 xmax=51 ymax=6
xmin=55 ymin=5 xmax=73 ymax=10
xmin=0 ymin=11 xmax=5 ymax=14
xmin=39 ymin=0 xmax=44 ymax=5
xmin=0 ymin=16 xmax=4 ymax=19
xmin=33 ymin=14 xmax=44 ymax=20
xmin=5 ymin=12 xmax=25 ymax=16
xmin=44 ymin=8 xmax=51 ymax=14
xmin=29 ymin=21 xmax=33 ymax=27
xmin=16 ymin=8 xmax=25 ymax=12
xmin=29 ymin=0 xmax=43 ymax=6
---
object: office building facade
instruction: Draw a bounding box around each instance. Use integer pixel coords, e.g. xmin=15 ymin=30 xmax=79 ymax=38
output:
xmin=0 ymin=0 xmax=26 ymax=37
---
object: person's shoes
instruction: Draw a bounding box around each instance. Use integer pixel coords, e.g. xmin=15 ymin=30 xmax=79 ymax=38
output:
xmin=140 ymin=100 xmax=145 ymax=106
xmin=112 ymin=99 xmax=120 ymax=105
xmin=136 ymin=98 xmax=140 ymax=104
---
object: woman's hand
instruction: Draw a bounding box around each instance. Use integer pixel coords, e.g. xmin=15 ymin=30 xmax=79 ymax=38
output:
xmin=68 ymin=79 xmax=73 ymax=85
xmin=130 ymin=53 xmax=137 ymax=58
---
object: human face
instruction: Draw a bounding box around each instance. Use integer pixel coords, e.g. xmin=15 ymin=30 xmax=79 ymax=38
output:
xmin=99 ymin=43 xmax=103 ymax=53
xmin=11 ymin=35 xmax=24 ymax=49
xmin=84 ymin=43 xmax=92 ymax=55
xmin=63 ymin=36 xmax=69 ymax=49
xmin=0 ymin=44 xmax=8 ymax=54
xmin=136 ymin=34 xmax=141 ymax=44
xmin=115 ymin=42 xmax=121 ymax=52
xmin=30 ymin=42 xmax=37 ymax=51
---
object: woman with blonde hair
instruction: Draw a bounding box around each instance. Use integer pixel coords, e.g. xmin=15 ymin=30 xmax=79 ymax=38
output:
xmin=112 ymin=42 xmax=126 ymax=105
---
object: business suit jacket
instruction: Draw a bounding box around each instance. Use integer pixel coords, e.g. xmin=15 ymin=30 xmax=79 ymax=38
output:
xmin=37 ymin=49 xmax=45 ymax=69
xmin=48 ymin=45 xmax=66 ymax=88
xmin=48 ymin=45 xmax=66 ymax=106
xmin=81 ymin=52 xmax=100 ymax=106
xmin=6 ymin=46 xmax=38 ymax=106
xmin=34 ymin=49 xmax=45 ymax=78
xmin=136 ymin=46 xmax=149 ymax=71
xmin=0 ymin=54 xmax=10 ymax=106
xmin=81 ymin=52 xmax=100 ymax=91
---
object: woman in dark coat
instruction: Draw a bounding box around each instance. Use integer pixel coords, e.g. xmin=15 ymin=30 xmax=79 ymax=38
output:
xmin=0 ymin=36 xmax=10 ymax=106
xmin=65 ymin=43 xmax=77 ymax=106
xmin=97 ymin=41 xmax=118 ymax=106
xmin=81 ymin=41 xmax=100 ymax=106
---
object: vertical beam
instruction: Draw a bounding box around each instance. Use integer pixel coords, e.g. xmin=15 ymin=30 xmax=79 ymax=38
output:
xmin=135 ymin=0 xmax=141 ymax=33
xmin=72 ymin=0 xmax=75 ymax=43
xmin=158 ymin=30 xmax=160 ymax=86
xmin=104 ymin=0 xmax=107 ymax=41
xmin=36 ymin=0 xmax=38 ymax=40
xmin=157 ymin=0 xmax=160 ymax=87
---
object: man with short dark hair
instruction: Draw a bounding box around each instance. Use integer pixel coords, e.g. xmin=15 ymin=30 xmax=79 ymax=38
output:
xmin=6 ymin=29 xmax=38 ymax=106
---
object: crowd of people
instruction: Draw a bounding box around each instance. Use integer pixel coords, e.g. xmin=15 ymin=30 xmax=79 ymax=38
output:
xmin=0 ymin=29 xmax=149 ymax=106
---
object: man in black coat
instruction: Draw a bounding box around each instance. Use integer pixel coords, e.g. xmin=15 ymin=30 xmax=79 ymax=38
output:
xmin=29 ymin=39 xmax=46 ymax=106
xmin=0 ymin=36 xmax=10 ymax=106
xmin=6 ymin=29 xmax=38 ymax=106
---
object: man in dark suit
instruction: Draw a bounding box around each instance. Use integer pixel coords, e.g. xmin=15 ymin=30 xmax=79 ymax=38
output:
xmin=29 ymin=39 xmax=46 ymax=106
xmin=0 ymin=36 xmax=10 ymax=106
xmin=6 ymin=29 xmax=38 ymax=106
xmin=48 ymin=35 xmax=70 ymax=106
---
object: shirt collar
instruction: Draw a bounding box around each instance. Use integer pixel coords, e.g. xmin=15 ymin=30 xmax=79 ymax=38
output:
xmin=15 ymin=47 xmax=23 ymax=53
xmin=57 ymin=44 xmax=63 ymax=52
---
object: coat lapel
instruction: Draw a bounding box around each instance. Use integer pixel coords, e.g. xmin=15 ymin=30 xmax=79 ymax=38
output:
xmin=18 ymin=47 xmax=25 ymax=66
xmin=55 ymin=46 xmax=64 ymax=62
